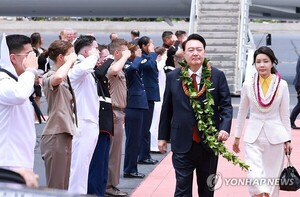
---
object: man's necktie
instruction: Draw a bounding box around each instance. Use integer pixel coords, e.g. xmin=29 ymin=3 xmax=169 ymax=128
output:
xmin=191 ymin=73 xmax=198 ymax=91
xmin=67 ymin=76 xmax=78 ymax=127
xmin=191 ymin=73 xmax=201 ymax=143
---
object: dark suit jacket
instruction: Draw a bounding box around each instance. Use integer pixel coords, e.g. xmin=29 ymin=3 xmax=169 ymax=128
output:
xmin=163 ymin=41 xmax=180 ymax=67
xmin=158 ymin=67 xmax=233 ymax=153
xmin=293 ymin=56 xmax=300 ymax=91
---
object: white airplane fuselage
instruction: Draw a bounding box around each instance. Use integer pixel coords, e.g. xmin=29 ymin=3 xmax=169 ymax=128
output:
xmin=0 ymin=0 xmax=299 ymax=20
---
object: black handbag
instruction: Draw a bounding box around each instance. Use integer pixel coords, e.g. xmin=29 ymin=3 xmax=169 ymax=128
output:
xmin=279 ymin=155 xmax=300 ymax=191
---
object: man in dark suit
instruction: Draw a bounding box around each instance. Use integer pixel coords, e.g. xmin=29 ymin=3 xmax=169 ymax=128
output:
xmin=290 ymin=56 xmax=300 ymax=129
xmin=162 ymin=31 xmax=180 ymax=73
xmin=158 ymin=34 xmax=233 ymax=197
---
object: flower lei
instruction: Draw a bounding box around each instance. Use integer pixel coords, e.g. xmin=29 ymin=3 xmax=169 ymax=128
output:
xmin=250 ymin=73 xmax=281 ymax=113
xmin=178 ymin=59 xmax=250 ymax=171
xmin=256 ymin=73 xmax=281 ymax=107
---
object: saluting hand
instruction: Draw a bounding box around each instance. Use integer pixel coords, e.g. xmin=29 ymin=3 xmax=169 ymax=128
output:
xmin=122 ymin=49 xmax=132 ymax=59
xmin=88 ymin=48 xmax=100 ymax=59
xmin=23 ymin=51 xmax=38 ymax=70
xmin=64 ymin=52 xmax=77 ymax=64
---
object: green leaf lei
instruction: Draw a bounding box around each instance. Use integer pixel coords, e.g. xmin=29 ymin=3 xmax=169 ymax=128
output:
xmin=178 ymin=59 xmax=250 ymax=171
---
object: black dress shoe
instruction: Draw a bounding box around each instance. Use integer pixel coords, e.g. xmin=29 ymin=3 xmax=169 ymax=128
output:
xmin=291 ymin=123 xmax=300 ymax=129
xmin=123 ymin=172 xmax=145 ymax=178
xmin=138 ymin=158 xmax=158 ymax=165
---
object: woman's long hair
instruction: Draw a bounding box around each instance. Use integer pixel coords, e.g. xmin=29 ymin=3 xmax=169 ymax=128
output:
xmin=253 ymin=46 xmax=278 ymax=74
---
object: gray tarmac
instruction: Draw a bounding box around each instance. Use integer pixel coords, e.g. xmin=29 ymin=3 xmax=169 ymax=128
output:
xmin=0 ymin=21 xmax=300 ymax=196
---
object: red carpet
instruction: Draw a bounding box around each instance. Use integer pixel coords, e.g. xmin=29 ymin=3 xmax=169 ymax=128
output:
xmin=131 ymin=119 xmax=300 ymax=197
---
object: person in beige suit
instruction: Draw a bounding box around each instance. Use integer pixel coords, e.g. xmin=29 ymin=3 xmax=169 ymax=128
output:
xmin=233 ymin=46 xmax=293 ymax=197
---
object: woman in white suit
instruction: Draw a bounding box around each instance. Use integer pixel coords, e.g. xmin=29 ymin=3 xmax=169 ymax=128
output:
xmin=150 ymin=46 xmax=167 ymax=152
xmin=233 ymin=46 xmax=293 ymax=197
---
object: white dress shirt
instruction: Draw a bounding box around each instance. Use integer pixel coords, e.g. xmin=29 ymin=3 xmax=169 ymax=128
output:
xmin=188 ymin=66 xmax=202 ymax=90
xmin=68 ymin=54 xmax=99 ymax=124
xmin=0 ymin=70 xmax=36 ymax=169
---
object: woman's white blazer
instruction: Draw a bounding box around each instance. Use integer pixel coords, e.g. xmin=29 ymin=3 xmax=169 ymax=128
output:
xmin=235 ymin=78 xmax=291 ymax=144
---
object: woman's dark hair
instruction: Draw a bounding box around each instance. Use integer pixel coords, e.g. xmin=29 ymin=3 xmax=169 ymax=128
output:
xmin=253 ymin=46 xmax=278 ymax=74
xmin=46 ymin=40 xmax=73 ymax=61
xmin=127 ymin=43 xmax=138 ymax=61
xmin=30 ymin=32 xmax=42 ymax=48
xmin=137 ymin=36 xmax=150 ymax=50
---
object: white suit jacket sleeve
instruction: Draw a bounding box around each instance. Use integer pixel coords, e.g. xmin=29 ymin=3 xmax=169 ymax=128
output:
xmin=235 ymin=81 xmax=250 ymax=138
xmin=279 ymin=81 xmax=291 ymax=140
